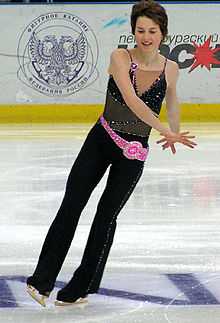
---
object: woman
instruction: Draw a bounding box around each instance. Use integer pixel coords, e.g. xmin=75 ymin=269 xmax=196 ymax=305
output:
xmin=26 ymin=0 xmax=196 ymax=307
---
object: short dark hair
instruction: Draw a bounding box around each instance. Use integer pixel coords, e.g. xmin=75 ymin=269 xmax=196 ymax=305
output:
xmin=130 ymin=0 xmax=168 ymax=42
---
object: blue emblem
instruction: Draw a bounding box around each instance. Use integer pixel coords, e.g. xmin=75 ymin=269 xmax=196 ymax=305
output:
xmin=29 ymin=33 xmax=86 ymax=86
xmin=17 ymin=12 xmax=99 ymax=97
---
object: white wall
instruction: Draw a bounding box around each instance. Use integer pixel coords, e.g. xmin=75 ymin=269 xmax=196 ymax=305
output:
xmin=0 ymin=3 xmax=219 ymax=104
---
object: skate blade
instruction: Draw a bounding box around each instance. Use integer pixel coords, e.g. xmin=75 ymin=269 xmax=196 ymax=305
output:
xmin=54 ymin=297 xmax=88 ymax=307
xmin=27 ymin=285 xmax=48 ymax=307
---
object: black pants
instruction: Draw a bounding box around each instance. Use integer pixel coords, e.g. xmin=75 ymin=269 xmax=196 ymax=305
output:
xmin=27 ymin=121 xmax=148 ymax=302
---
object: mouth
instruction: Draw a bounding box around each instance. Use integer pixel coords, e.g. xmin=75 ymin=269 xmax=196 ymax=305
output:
xmin=142 ymin=42 xmax=152 ymax=48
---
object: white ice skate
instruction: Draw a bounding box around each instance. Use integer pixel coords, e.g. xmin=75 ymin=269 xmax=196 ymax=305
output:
xmin=54 ymin=296 xmax=88 ymax=306
xmin=27 ymin=284 xmax=49 ymax=307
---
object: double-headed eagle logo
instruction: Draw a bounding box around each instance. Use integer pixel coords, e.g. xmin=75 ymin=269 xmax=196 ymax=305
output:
xmin=29 ymin=32 xmax=87 ymax=86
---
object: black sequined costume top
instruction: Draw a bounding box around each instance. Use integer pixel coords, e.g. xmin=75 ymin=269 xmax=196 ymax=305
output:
xmin=103 ymin=50 xmax=167 ymax=137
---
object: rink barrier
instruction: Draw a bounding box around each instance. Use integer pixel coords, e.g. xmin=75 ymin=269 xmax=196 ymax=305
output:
xmin=0 ymin=103 xmax=219 ymax=123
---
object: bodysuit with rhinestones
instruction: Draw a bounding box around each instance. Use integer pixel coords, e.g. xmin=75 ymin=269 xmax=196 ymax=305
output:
xmin=103 ymin=52 xmax=167 ymax=138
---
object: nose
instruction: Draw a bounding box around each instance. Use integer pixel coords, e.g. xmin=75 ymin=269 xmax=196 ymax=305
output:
xmin=143 ymin=32 xmax=151 ymax=40
xmin=143 ymin=35 xmax=151 ymax=43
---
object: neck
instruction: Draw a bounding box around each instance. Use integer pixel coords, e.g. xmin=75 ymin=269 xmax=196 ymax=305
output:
xmin=133 ymin=48 xmax=160 ymax=67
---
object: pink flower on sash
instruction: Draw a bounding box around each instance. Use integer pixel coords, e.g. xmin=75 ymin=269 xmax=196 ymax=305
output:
xmin=123 ymin=141 xmax=148 ymax=161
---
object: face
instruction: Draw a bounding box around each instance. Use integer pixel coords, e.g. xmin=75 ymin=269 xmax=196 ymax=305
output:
xmin=134 ymin=16 xmax=163 ymax=53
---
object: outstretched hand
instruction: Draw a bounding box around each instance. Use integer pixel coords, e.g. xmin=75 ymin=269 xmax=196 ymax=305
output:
xmin=156 ymin=131 xmax=197 ymax=154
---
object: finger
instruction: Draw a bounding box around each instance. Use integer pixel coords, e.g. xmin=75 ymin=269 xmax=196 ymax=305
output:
xmin=183 ymin=136 xmax=196 ymax=139
xmin=182 ymin=140 xmax=197 ymax=146
xmin=170 ymin=144 xmax=176 ymax=154
xmin=162 ymin=143 xmax=169 ymax=149
xmin=156 ymin=138 xmax=167 ymax=144
xmin=187 ymin=141 xmax=197 ymax=146
xmin=182 ymin=143 xmax=196 ymax=148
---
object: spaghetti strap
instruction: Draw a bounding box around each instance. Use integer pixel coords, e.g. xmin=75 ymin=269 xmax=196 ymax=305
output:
xmin=162 ymin=57 xmax=168 ymax=72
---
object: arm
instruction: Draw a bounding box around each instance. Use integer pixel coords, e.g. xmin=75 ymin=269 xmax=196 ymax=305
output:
xmin=165 ymin=60 xmax=180 ymax=133
xmin=157 ymin=60 xmax=197 ymax=152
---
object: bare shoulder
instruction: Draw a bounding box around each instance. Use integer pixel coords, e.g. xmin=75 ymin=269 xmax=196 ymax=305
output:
xmin=166 ymin=58 xmax=179 ymax=74
xmin=164 ymin=58 xmax=179 ymax=87
xmin=108 ymin=48 xmax=130 ymax=74
xmin=110 ymin=48 xmax=129 ymax=60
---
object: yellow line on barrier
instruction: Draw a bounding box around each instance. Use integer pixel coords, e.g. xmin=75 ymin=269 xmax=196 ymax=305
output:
xmin=0 ymin=103 xmax=219 ymax=123
xmin=0 ymin=104 xmax=103 ymax=123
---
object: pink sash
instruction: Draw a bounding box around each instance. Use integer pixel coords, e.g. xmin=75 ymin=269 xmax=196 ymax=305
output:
xmin=100 ymin=115 xmax=149 ymax=161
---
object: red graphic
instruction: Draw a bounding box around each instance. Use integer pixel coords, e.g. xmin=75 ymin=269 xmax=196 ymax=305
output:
xmin=189 ymin=36 xmax=220 ymax=72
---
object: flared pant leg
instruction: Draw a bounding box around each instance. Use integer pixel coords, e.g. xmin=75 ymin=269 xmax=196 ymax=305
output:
xmin=57 ymin=156 xmax=145 ymax=302
xmin=27 ymin=124 xmax=110 ymax=295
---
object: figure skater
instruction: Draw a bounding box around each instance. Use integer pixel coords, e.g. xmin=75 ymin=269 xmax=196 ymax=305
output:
xmin=26 ymin=0 xmax=197 ymax=307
